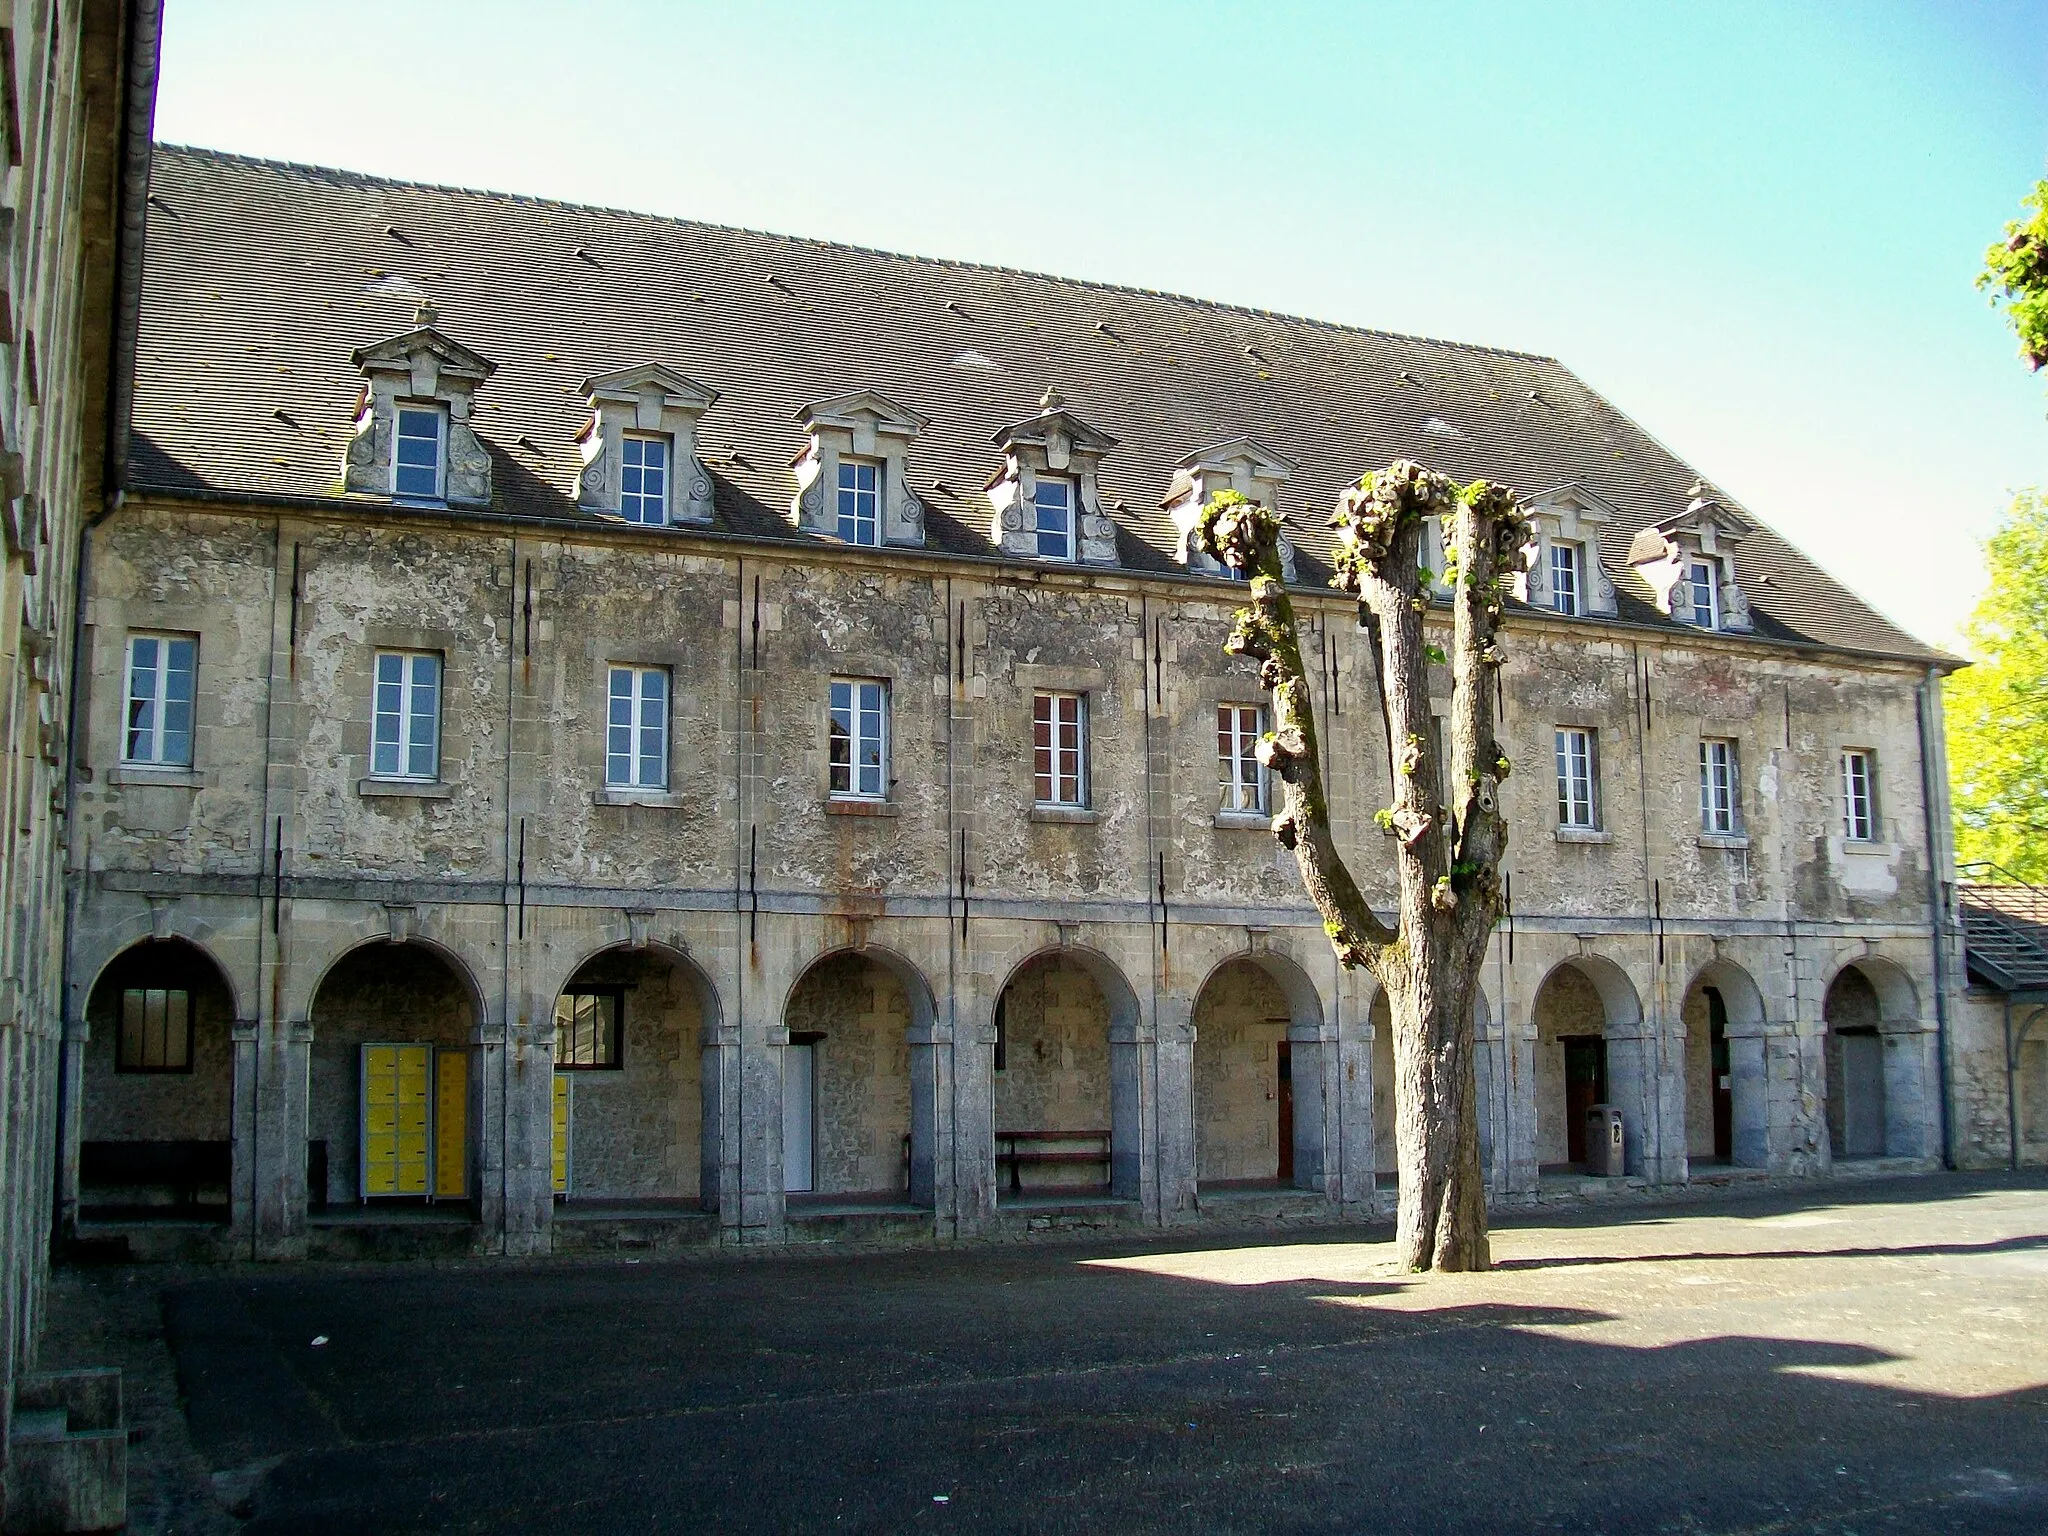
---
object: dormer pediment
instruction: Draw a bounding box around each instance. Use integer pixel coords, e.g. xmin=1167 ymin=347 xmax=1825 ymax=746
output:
xmin=986 ymin=388 xmax=1118 ymax=567
xmin=1179 ymin=436 xmax=1298 ymax=482
xmin=581 ymin=363 xmax=719 ymax=416
xmin=350 ymin=325 xmax=495 ymax=395
xmin=1627 ymin=483 xmax=1753 ymax=632
xmin=992 ymin=404 xmax=1117 ymax=460
xmin=1525 ymin=479 xmax=1621 ymax=537
xmin=794 ymin=389 xmax=929 ymax=440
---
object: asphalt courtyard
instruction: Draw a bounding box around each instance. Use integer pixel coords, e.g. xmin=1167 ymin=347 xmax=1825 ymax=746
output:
xmin=46 ymin=1173 xmax=2048 ymax=1534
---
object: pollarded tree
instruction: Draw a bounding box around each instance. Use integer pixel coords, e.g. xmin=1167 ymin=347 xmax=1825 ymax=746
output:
xmin=1979 ymin=176 xmax=2048 ymax=379
xmin=1194 ymin=462 xmax=1530 ymax=1273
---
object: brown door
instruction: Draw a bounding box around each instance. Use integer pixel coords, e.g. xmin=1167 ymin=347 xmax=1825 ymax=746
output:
xmin=1563 ymin=1037 xmax=1607 ymax=1168
xmin=1708 ymin=988 xmax=1733 ymax=1162
xmin=1276 ymin=1041 xmax=1294 ymax=1182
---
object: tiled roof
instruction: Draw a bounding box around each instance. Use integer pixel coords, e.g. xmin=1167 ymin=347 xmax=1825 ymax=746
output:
xmin=130 ymin=144 xmax=1949 ymax=664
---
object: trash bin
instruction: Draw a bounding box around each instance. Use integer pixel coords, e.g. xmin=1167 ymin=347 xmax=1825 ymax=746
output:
xmin=1585 ymin=1105 xmax=1626 ymax=1177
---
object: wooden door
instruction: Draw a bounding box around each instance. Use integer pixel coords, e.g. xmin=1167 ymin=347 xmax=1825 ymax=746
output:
xmin=360 ymin=1043 xmax=432 ymax=1199
xmin=433 ymin=1049 xmax=468 ymax=1200
xmin=1276 ymin=1040 xmax=1294 ymax=1182
xmin=1563 ymin=1037 xmax=1607 ymax=1168
xmin=1841 ymin=1031 xmax=1885 ymax=1157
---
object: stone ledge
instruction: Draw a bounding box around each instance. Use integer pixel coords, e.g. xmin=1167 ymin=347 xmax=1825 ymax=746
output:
xmin=1697 ymin=833 xmax=1750 ymax=850
xmin=592 ymin=788 xmax=686 ymax=809
xmin=1029 ymin=804 xmax=1098 ymax=825
xmin=1554 ymin=826 xmax=1612 ymax=845
xmin=106 ymin=765 xmax=203 ymax=789
xmin=826 ymin=797 xmax=899 ymax=818
xmin=356 ymin=777 xmax=454 ymax=800
xmin=1212 ymin=810 xmax=1269 ymax=830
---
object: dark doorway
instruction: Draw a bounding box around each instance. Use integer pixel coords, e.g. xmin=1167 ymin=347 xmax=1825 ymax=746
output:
xmin=1707 ymin=987 xmax=1733 ymax=1162
xmin=1276 ymin=1041 xmax=1294 ymax=1182
xmin=1563 ymin=1036 xmax=1607 ymax=1168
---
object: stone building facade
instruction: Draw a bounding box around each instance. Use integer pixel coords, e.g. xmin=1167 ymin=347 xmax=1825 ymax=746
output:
xmin=67 ymin=146 xmax=1969 ymax=1261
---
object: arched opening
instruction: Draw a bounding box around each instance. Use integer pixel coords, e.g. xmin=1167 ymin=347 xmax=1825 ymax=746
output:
xmin=1192 ymin=957 xmax=1320 ymax=1190
xmin=1823 ymin=963 xmax=1896 ymax=1161
xmin=1679 ymin=960 xmax=1768 ymax=1169
xmin=308 ymin=941 xmax=480 ymax=1213
xmin=1370 ymin=987 xmax=1492 ymax=1186
xmin=550 ymin=944 xmax=713 ymax=1210
xmin=1532 ymin=957 xmax=1642 ymax=1174
xmin=79 ymin=938 xmax=238 ymax=1222
xmin=992 ymin=948 xmax=1138 ymax=1202
xmin=780 ymin=950 xmax=934 ymax=1206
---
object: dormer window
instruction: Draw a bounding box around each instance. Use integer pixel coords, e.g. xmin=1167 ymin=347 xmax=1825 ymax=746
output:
xmin=393 ymin=406 xmax=446 ymax=501
xmin=792 ymin=391 xmax=928 ymax=548
xmin=344 ymin=301 xmax=495 ymax=508
xmin=988 ymin=389 xmax=1117 ymax=567
xmin=620 ymin=434 xmax=670 ymax=525
xmin=576 ymin=364 xmax=717 ymax=527
xmin=1033 ymin=477 xmax=1076 ymax=561
xmin=1161 ymin=437 xmax=1299 ymax=582
xmin=1550 ymin=540 xmax=1583 ymax=616
xmin=1687 ymin=559 xmax=1719 ymax=629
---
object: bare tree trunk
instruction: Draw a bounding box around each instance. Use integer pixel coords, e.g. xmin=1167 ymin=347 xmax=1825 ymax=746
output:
xmin=1195 ymin=466 xmax=1528 ymax=1273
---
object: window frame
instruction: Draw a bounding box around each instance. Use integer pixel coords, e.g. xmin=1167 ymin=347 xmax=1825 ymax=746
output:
xmin=620 ymin=432 xmax=672 ymax=526
xmin=1687 ymin=557 xmax=1720 ymax=630
xmin=1032 ymin=476 xmax=1076 ymax=562
xmin=828 ymin=677 xmax=890 ymax=800
xmin=605 ymin=665 xmax=670 ymax=791
xmin=1842 ymin=748 xmax=1878 ymax=842
xmin=122 ymin=631 xmax=198 ymax=768
xmin=1550 ymin=540 xmax=1582 ymax=617
xmin=370 ymin=649 xmax=443 ymax=783
xmin=1032 ymin=690 xmax=1088 ymax=807
xmin=116 ymin=987 xmax=194 ymax=1074
xmin=1218 ymin=703 xmax=1268 ymax=814
xmin=836 ymin=458 xmax=881 ymax=547
xmin=1554 ymin=726 xmax=1600 ymax=830
xmin=392 ymin=403 xmax=448 ymax=502
xmin=1699 ymin=737 xmax=1740 ymax=835
xmin=553 ymin=987 xmax=625 ymax=1071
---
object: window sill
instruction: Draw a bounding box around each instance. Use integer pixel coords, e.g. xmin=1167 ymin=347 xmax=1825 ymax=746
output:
xmin=357 ymin=778 xmax=454 ymax=800
xmin=1030 ymin=805 xmax=1097 ymax=825
xmin=1554 ymin=826 xmax=1611 ymax=845
xmin=1841 ymin=840 xmax=1898 ymax=858
xmin=108 ymin=765 xmax=202 ymax=789
xmin=826 ymin=797 xmax=898 ymax=817
xmin=1697 ymin=833 xmax=1750 ymax=850
xmin=1213 ymin=809 xmax=1270 ymax=830
xmin=593 ymin=788 xmax=684 ymax=808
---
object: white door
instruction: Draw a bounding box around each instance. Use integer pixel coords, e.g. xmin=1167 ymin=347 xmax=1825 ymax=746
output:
xmin=783 ymin=1041 xmax=815 ymax=1193
xmin=1842 ymin=1032 xmax=1885 ymax=1158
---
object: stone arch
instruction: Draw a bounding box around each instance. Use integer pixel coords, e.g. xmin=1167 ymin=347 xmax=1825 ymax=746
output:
xmin=780 ymin=945 xmax=940 ymax=1204
xmin=1368 ymin=983 xmax=1493 ymax=1183
xmin=992 ymin=945 xmax=1143 ymax=1201
xmin=306 ymin=939 xmax=484 ymax=1209
xmin=1190 ymin=952 xmax=1329 ymax=1190
xmin=78 ymin=937 xmax=241 ymax=1220
xmin=283 ymin=914 xmax=497 ymax=1031
xmin=1821 ymin=954 xmax=1920 ymax=1162
xmin=1531 ymin=955 xmax=1644 ymax=1173
xmin=1679 ymin=958 xmax=1769 ymax=1170
xmin=550 ymin=941 xmax=721 ymax=1208
xmin=78 ymin=914 xmax=247 ymax=1028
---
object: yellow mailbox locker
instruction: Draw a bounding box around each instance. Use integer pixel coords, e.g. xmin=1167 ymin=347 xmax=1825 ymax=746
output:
xmin=551 ymin=1073 xmax=571 ymax=1195
xmin=434 ymin=1049 xmax=469 ymax=1199
xmin=360 ymin=1043 xmax=432 ymax=1198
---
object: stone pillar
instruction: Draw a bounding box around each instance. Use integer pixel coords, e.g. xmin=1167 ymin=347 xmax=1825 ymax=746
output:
xmin=1474 ymin=1019 xmax=1512 ymax=1193
xmin=1336 ymin=1014 xmax=1374 ymax=1211
xmin=1606 ymin=1025 xmax=1651 ymax=1177
xmin=253 ymin=1024 xmax=310 ymax=1259
xmin=228 ymin=1021 xmax=258 ymax=1239
xmin=907 ymin=1026 xmax=940 ymax=1210
xmin=1108 ymin=1021 xmax=1149 ymax=1209
xmin=1506 ymin=1023 xmax=1540 ymax=1194
xmin=1153 ymin=997 xmax=1197 ymax=1223
xmin=951 ymin=981 xmax=996 ymax=1233
xmin=501 ymin=994 xmax=553 ymax=1257
xmin=739 ymin=1016 xmax=784 ymax=1240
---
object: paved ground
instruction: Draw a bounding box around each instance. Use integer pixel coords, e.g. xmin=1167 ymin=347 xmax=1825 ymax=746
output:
xmin=42 ymin=1172 xmax=2048 ymax=1533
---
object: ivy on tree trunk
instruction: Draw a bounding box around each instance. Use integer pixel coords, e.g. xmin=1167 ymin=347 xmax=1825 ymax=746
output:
xmin=1194 ymin=463 xmax=1530 ymax=1272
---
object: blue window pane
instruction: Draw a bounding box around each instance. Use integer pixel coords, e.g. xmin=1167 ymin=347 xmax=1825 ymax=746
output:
xmin=126 ymin=638 xmax=159 ymax=759
xmin=161 ymin=639 xmax=196 ymax=765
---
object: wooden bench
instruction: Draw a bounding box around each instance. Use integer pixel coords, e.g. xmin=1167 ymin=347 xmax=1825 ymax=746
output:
xmin=79 ymin=1140 xmax=230 ymax=1207
xmin=995 ymin=1130 xmax=1110 ymax=1196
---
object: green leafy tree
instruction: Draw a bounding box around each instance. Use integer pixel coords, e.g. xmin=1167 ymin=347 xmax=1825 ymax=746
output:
xmin=1980 ymin=177 xmax=2048 ymax=376
xmin=1949 ymin=489 xmax=2048 ymax=877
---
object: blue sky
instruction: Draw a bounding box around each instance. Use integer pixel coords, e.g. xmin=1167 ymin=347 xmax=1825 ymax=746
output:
xmin=155 ymin=1 xmax=2048 ymax=652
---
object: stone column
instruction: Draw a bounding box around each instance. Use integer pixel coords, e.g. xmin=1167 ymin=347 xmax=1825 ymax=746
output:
xmin=228 ymin=1021 xmax=258 ymax=1240
xmin=253 ymin=1023 xmax=310 ymax=1260
xmin=1152 ymin=995 xmax=1197 ymax=1223
xmin=1606 ymin=1025 xmax=1651 ymax=1177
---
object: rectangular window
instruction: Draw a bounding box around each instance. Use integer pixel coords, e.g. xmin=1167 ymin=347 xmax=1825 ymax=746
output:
xmin=393 ymin=406 xmax=446 ymax=500
xmin=1550 ymin=541 xmax=1582 ymax=617
xmin=1842 ymin=749 xmax=1877 ymax=841
xmin=829 ymin=678 xmax=888 ymax=798
xmin=117 ymin=988 xmax=192 ymax=1072
xmin=1555 ymin=726 xmax=1599 ymax=829
xmin=123 ymin=633 xmax=197 ymax=767
xmin=1218 ymin=703 xmax=1267 ymax=814
xmin=1033 ymin=691 xmax=1087 ymax=806
xmin=1688 ymin=559 xmax=1720 ymax=630
xmin=837 ymin=459 xmax=880 ymax=546
xmin=1700 ymin=737 xmax=1739 ymax=834
xmin=1033 ymin=477 xmax=1075 ymax=561
xmin=371 ymin=650 xmax=441 ymax=781
xmin=553 ymin=988 xmax=623 ymax=1069
xmin=606 ymin=666 xmax=668 ymax=789
xmin=620 ymin=434 xmax=670 ymax=525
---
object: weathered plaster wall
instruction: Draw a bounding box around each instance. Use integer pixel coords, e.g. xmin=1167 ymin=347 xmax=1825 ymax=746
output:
xmin=557 ymin=948 xmax=703 ymax=1201
xmin=994 ymin=955 xmax=1111 ymax=1143
xmin=1192 ymin=959 xmax=1289 ymax=1183
xmin=307 ymin=944 xmax=475 ymax=1205
xmin=786 ymin=954 xmax=912 ymax=1196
